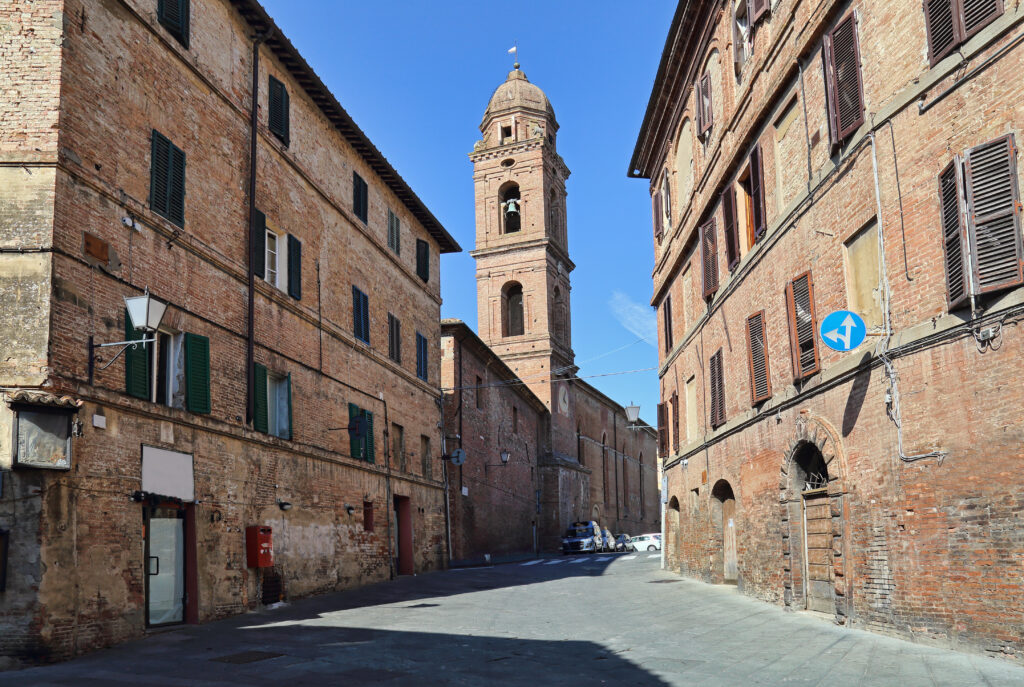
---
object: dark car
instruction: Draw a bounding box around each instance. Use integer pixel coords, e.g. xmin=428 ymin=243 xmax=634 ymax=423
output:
xmin=614 ymin=534 xmax=631 ymax=552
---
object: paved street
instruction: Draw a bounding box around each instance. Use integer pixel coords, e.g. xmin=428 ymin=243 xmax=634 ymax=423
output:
xmin=8 ymin=553 xmax=1024 ymax=686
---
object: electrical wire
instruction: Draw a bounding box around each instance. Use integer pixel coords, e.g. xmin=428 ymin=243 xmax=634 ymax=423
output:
xmin=442 ymin=365 xmax=657 ymax=393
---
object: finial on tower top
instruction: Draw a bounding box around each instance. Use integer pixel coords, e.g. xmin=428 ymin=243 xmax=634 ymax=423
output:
xmin=508 ymin=43 xmax=519 ymax=70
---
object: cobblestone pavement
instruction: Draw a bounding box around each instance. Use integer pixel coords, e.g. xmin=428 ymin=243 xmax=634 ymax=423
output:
xmin=7 ymin=553 xmax=1024 ymax=686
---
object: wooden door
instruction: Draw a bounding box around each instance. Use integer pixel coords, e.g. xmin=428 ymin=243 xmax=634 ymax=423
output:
xmin=802 ymin=490 xmax=835 ymax=614
xmin=722 ymin=498 xmax=737 ymax=583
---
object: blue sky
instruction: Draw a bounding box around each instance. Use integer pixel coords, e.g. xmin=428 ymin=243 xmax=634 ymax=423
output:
xmin=261 ymin=1 xmax=674 ymax=424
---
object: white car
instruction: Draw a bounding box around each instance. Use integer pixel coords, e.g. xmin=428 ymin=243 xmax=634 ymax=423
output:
xmin=630 ymin=533 xmax=662 ymax=552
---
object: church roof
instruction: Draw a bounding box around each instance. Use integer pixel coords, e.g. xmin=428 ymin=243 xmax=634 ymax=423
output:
xmin=483 ymin=68 xmax=556 ymax=125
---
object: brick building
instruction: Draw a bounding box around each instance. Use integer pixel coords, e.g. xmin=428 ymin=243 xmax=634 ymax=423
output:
xmin=0 ymin=0 xmax=459 ymax=665
xmin=441 ymin=66 xmax=660 ymax=560
xmin=630 ymin=0 xmax=1024 ymax=661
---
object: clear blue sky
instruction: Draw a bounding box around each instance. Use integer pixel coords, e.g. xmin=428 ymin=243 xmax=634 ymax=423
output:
xmin=261 ymin=1 xmax=674 ymax=425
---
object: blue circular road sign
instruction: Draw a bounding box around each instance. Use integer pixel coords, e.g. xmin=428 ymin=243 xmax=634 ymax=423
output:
xmin=819 ymin=310 xmax=866 ymax=352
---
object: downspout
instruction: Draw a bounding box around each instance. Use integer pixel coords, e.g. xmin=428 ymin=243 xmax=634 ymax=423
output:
xmin=246 ymin=28 xmax=273 ymax=424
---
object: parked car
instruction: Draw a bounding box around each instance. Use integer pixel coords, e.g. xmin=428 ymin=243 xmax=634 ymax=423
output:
xmin=614 ymin=534 xmax=631 ymax=552
xmin=631 ymin=533 xmax=662 ymax=551
xmin=561 ymin=521 xmax=602 ymax=554
xmin=600 ymin=529 xmax=615 ymax=552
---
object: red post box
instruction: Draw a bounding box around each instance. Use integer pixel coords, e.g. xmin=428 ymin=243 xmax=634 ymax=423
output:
xmin=245 ymin=526 xmax=273 ymax=568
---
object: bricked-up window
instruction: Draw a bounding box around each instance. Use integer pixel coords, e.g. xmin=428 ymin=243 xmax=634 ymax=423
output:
xmin=254 ymin=364 xmax=292 ymax=440
xmin=746 ymin=311 xmax=772 ymax=405
xmin=723 ymin=185 xmax=740 ymax=270
xmin=420 ymin=435 xmax=432 ymax=479
xmin=268 ymin=75 xmax=290 ymax=146
xmin=149 ymin=130 xmax=186 ymax=228
xmin=940 ymin=134 xmax=1023 ymax=309
xmin=157 ymin=0 xmax=189 ymax=49
xmin=695 ymin=73 xmax=713 ymax=137
xmin=708 ymin=349 xmax=726 ymax=428
xmin=416 ymin=332 xmax=428 ymax=381
xmin=657 ymin=402 xmax=668 ymax=455
xmin=353 ymin=172 xmax=369 ymax=223
xmin=653 ymin=192 xmax=664 ymax=244
xmin=700 ymin=218 xmax=719 ymax=299
xmin=352 ymin=286 xmax=370 ymax=344
xmin=671 ymin=390 xmax=680 ymax=453
xmin=416 ymin=239 xmax=430 ymax=283
xmin=924 ymin=0 xmax=1003 ymax=65
xmin=662 ymin=295 xmax=673 ymax=352
xmin=348 ymin=403 xmax=375 ymax=463
xmin=785 ymin=271 xmax=820 ymax=380
xmin=363 ymin=501 xmax=374 ymax=532
xmin=388 ymin=210 xmax=401 ymax=255
xmin=387 ymin=313 xmax=401 ymax=363
xmin=823 ymin=12 xmax=865 ymax=145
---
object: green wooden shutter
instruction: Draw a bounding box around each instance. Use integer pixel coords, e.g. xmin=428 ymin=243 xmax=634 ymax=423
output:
xmin=150 ymin=131 xmax=171 ymax=219
xmin=365 ymin=410 xmax=375 ymax=463
xmin=285 ymin=373 xmax=293 ymax=440
xmin=254 ymin=209 xmax=266 ymax=279
xmin=416 ymin=239 xmax=429 ymax=282
xmin=348 ymin=402 xmax=361 ymax=458
xmin=124 ymin=308 xmax=150 ymax=400
xmin=183 ymin=333 xmax=211 ymax=414
xmin=168 ymin=144 xmax=186 ymax=228
xmin=268 ymin=75 xmax=290 ymax=145
xmin=287 ymin=234 xmax=301 ymax=300
xmin=254 ymin=363 xmax=268 ymax=433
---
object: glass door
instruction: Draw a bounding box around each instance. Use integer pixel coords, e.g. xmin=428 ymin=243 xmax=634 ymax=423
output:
xmin=144 ymin=506 xmax=185 ymax=626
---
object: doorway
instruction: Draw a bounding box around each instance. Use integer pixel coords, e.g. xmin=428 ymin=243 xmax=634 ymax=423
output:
xmin=794 ymin=444 xmax=835 ymax=614
xmin=711 ymin=480 xmax=737 ymax=584
xmin=393 ymin=495 xmax=413 ymax=576
xmin=144 ymin=505 xmax=185 ymax=626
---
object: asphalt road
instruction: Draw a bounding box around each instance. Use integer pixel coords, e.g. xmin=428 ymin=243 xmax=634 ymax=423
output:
xmin=8 ymin=552 xmax=1024 ymax=686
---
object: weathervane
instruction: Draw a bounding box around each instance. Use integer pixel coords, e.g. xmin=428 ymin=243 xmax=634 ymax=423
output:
xmin=508 ymin=42 xmax=519 ymax=70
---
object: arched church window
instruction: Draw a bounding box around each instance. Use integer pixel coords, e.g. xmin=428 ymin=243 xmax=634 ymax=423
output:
xmin=503 ymin=282 xmax=524 ymax=337
xmin=500 ymin=183 xmax=521 ymax=234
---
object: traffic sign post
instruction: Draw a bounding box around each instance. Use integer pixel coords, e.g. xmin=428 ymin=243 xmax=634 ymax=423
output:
xmin=819 ymin=310 xmax=867 ymax=352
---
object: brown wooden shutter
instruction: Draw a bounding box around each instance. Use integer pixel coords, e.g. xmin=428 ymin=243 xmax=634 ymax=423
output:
xmin=786 ymin=271 xmax=820 ymax=379
xmin=694 ymin=79 xmax=704 ymax=135
xmin=960 ymin=0 xmax=1003 ymax=42
xmin=824 ymin=13 xmax=865 ymax=143
xmin=750 ymin=145 xmax=767 ymax=241
xmin=963 ymin=134 xmax=1023 ymax=295
xmin=924 ymin=0 xmax=960 ymax=64
xmin=701 ymin=218 xmax=720 ymax=299
xmin=938 ymin=156 xmax=971 ymax=309
xmin=653 ymin=192 xmax=664 ymax=242
xmin=663 ymin=295 xmax=673 ymax=352
xmin=709 ymin=349 xmax=726 ymax=428
xmin=657 ymin=402 xmax=668 ymax=455
xmin=746 ymin=311 xmax=772 ymax=404
xmin=700 ymin=74 xmax=713 ymax=136
xmin=750 ymin=0 xmax=769 ymax=23
xmin=671 ymin=391 xmax=680 ymax=453
xmin=723 ymin=185 xmax=740 ymax=270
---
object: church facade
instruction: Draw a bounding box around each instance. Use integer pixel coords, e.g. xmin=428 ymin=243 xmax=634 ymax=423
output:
xmin=442 ymin=67 xmax=660 ymax=560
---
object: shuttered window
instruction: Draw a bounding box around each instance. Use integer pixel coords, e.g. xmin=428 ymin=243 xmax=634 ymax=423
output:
xmin=749 ymin=0 xmax=770 ymax=24
xmin=939 ymin=157 xmax=971 ymax=309
xmin=349 ymin=403 xmax=375 ymax=463
xmin=183 ymin=333 xmax=211 ymax=414
xmin=253 ymin=209 xmax=266 ymax=279
xmin=663 ymin=295 xmax=673 ymax=352
xmin=149 ymin=130 xmax=186 ymax=228
xmin=925 ymin=0 xmax=1003 ymax=65
xmin=653 ymin=192 xmax=664 ymax=243
xmin=671 ymin=391 xmax=680 ymax=453
xmin=786 ymin=271 xmax=820 ymax=380
xmin=657 ymin=402 xmax=668 ymax=455
xmin=353 ymin=286 xmax=370 ymax=343
xmin=746 ymin=311 xmax=771 ymax=405
xmin=661 ymin=172 xmax=673 ymax=227
xmin=353 ymin=172 xmax=368 ymax=223
xmin=388 ymin=210 xmax=401 ymax=255
xmin=157 ymin=0 xmax=189 ymax=48
xmin=287 ymin=234 xmax=301 ymax=300
xmin=708 ymin=349 xmax=726 ymax=428
xmin=388 ymin=313 xmax=401 ymax=363
xmin=416 ymin=332 xmax=428 ymax=381
xmin=416 ymin=239 xmax=430 ymax=282
xmin=696 ymin=73 xmax=713 ymax=137
xmin=749 ymin=145 xmax=767 ymax=241
xmin=823 ymin=13 xmax=865 ymax=145
xmin=723 ymin=185 xmax=740 ymax=270
xmin=268 ymin=75 xmax=290 ymax=146
xmin=701 ymin=218 xmax=720 ymax=299
xmin=124 ymin=308 xmax=152 ymax=400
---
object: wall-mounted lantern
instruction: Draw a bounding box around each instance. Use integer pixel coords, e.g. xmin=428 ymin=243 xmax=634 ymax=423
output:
xmin=88 ymin=287 xmax=167 ymax=384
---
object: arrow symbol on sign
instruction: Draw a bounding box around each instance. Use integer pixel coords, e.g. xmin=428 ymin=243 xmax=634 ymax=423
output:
xmin=824 ymin=314 xmax=856 ymax=350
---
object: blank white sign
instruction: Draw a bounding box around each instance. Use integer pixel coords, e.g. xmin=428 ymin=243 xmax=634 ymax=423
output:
xmin=142 ymin=446 xmax=194 ymax=502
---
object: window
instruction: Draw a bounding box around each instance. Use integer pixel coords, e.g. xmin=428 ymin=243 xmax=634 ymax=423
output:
xmin=786 ymin=271 xmax=820 ymax=379
xmin=709 ymin=349 xmax=726 ymax=428
xmin=925 ymin=0 xmax=1003 ymax=65
xmin=149 ymin=130 xmax=186 ymax=228
xmin=504 ymin=282 xmax=524 ymax=336
xmin=348 ymin=403 xmax=375 ymax=462
xmin=663 ymin=295 xmax=673 ymax=352
xmin=416 ymin=239 xmax=430 ymax=282
xmin=723 ymin=185 xmax=740 ymax=270
xmin=157 ymin=0 xmax=189 ymax=48
xmin=685 ymin=375 xmax=698 ymax=442
xmin=254 ymin=364 xmax=292 ymax=439
xmin=154 ymin=331 xmax=185 ymax=409
xmin=388 ymin=313 xmax=401 ymax=363
xmin=268 ymin=75 xmax=290 ymax=146
xmin=661 ymin=172 xmax=673 ymax=229
xmin=746 ymin=311 xmax=772 ymax=405
xmin=843 ymin=221 xmax=882 ymax=328
xmin=353 ymin=286 xmax=370 ymax=344
xmin=416 ymin=332 xmax=428 ymax=381
xmin=353 ymin=172 xmax=368 ymax=223
xmin=392 ymin=423 xmax=406 ymax=471
xmin=671 ymin=390 xmax=680 ymax=453
xmin=388 ymin=210 xmax=401 ymax=255
xmin=501 ymin=124 xmax=513 ymax=143
xmin=940 ymin=134 xmax=1023 ymax=308
xmin=266 ymin=230 xmax=279 ymax=286
xmin=653 ymin=192 xmax=664 ymax=244
xmin=363 ymin=501 xmax=374 ymax=532
xmin=657 ymin=402 xmax=668 ymax=455
xmin=421 ymin=435 xmax=432 ymax=479
xmin=700 ymin=218 xmax=719 ymax=299
xmin=695 ymin=73 xmax=713 ymax=137
xmin=823 ymin=12 xmax=865 ymax=145
xmin=475 ymin=375 xmax=483 ymax=409
xmin=253 ymin=210 xmax=301 ymax=300
xmin=724 ymin=145 xmax=768 ymax=270
xmin=733 ymin=0 xmax=752 ymax=75
xmin=12 ymin=406 xmax=73 ymax=470
xmin=125 ymin=310 xmax=210 ymax=414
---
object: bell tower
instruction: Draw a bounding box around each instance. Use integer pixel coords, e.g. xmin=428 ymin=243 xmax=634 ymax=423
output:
xmin=470 ymin=66 xmax=575 ymax=418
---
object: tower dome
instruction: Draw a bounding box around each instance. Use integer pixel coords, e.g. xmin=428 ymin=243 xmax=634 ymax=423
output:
xmin=482 ymin=68 xmax=556 ymax=130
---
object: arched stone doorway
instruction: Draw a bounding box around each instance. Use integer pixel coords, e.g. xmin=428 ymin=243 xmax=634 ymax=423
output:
xmin=666 ymin=496 xmax=680 ymax=565
xmin=710 ymin=480 xmax=737 ymax=584
xmin=793 ymin=443 xmax=833 ymax=614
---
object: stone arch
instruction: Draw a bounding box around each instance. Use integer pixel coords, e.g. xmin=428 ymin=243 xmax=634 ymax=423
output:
xmin=501 ymin=281 xmax=524 ymax=337
xmin=710 ymin=479 xmax=738 ymax=584
xmin=499 ymin=181 xmax=521 ymax=234
xmin=779 ymin=415 xmax=849 ymax=621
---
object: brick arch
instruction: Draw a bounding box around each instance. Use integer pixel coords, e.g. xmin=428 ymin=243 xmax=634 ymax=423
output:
xmin=778 ymin=415 xmax=851 ymax=622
